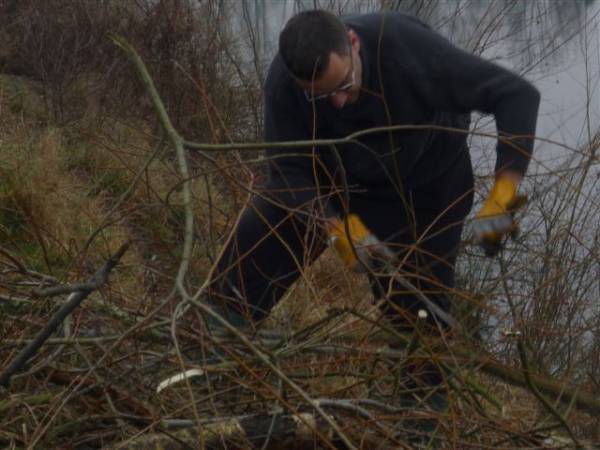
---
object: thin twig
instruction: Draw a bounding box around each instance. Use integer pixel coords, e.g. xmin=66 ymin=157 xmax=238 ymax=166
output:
xmin=499 ymin=258 xmax=583 ymax=447
xmin=189 ymin=299 xmax=359 ymax=450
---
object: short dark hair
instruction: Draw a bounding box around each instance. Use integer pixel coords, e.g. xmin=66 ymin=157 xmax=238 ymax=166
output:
xmin=279 ymin=10 xmax=349 ymax=81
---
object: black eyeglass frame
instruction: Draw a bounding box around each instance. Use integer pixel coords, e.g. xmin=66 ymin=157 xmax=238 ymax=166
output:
xmin=303 ymin=44 xmax=356 ymax=102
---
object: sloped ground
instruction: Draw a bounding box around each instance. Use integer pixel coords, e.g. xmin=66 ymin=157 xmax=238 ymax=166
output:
xmin=1 ymin=71 xmax=599 ymax=449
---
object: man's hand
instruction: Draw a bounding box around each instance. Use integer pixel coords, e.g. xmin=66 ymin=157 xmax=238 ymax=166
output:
xmin=473 ymin=172 xmax=527 ymax=257
xmin=327 ymin=214 xmax=371 ymax=271
xmin=327 ymin=214 xmax=394 ymax=272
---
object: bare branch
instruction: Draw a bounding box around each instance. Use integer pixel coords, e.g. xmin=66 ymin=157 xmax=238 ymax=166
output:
xmin=0 ymin=242 xmax=130 ymax=388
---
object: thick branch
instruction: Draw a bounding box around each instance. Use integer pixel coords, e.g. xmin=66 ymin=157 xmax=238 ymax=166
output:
xmin=108 ymin=33 xmax=194 ymax=297
xmin=113 ymin=411 xmax=346 ymax=450
xmin=0 ymin=242 xmax=130 ymax=388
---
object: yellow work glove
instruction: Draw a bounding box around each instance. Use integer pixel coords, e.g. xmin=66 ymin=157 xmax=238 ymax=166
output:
xmin=474 ymin=175 xmax=527 ymax=257
xmin=327 ymin=214 xmax=392 ymax=272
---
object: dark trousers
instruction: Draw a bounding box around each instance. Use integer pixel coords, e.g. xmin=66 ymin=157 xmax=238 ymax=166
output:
xmin=208 ymin=152 xmax=474 ymax=329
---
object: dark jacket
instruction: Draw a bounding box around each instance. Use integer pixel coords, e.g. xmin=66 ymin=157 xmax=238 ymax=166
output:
xmin=263 ymin=12 xmax=540 ymax=208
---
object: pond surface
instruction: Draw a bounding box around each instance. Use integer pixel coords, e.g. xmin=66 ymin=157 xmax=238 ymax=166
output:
xmin=235 ymin=0 xmax=600 ymax=170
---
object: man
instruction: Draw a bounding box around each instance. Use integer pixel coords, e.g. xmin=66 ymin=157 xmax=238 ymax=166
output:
xmin=207 ymin=9 xmax=539 ymax=392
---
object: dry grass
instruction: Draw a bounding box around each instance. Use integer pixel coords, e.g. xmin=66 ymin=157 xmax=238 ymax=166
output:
xmin=1 ymin=2 xmax=599 ymax=449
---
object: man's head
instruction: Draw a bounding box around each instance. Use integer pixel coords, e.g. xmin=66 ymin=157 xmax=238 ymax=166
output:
xmin=279 ymin=10 xmax=362 ymax=108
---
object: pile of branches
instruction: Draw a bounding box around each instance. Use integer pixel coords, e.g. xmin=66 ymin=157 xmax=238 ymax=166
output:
xmin=1 ymin=34 xmax=599 ymax=450
xmin=1 ymin=242 xmax=597 ymax=448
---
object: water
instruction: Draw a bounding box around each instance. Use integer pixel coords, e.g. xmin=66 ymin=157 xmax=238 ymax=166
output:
xmin=230 ymin=1 xmax=600 ymax=361
xmin=234 ymin=0 xmax=600 ymax=170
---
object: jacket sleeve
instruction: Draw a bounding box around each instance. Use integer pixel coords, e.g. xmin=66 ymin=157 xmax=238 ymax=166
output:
xmin=263 ymin=78 xmax=331 ymax=213
xmin=399 ymin=19 xmax=541 ymax=175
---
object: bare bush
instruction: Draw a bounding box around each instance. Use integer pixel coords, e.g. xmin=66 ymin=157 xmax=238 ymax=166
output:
xmin=0 ymin=0 xmax=259 ymax=139
xmin=0 ymin=0 xmax=599 ymax=448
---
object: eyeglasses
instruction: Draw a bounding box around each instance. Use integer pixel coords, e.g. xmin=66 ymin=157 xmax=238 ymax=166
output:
xmin=303 ymin=62 xmax=355 ymax=102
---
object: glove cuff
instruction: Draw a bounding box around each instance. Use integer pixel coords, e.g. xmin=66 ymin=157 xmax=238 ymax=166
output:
xmin=327 ymin=214 xmax=371 ymax=241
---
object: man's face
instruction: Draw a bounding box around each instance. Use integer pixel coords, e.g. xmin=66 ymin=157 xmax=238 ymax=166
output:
xmin=298 ymin=30 xmax=362 ymax=109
